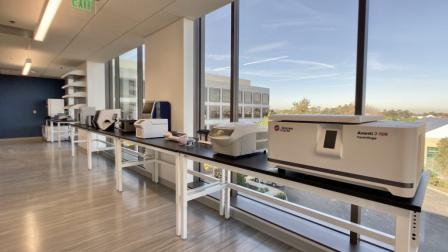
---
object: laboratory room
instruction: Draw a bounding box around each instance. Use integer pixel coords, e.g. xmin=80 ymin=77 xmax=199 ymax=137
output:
xmin=1 ymin=0 xmax=447 ymax=251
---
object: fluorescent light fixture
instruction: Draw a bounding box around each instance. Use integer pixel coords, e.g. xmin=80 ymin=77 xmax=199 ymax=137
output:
xmin=34 ymin=0 xmax=62 ymax=41
xmin=22 ymin=58 xmax=32 ymax=76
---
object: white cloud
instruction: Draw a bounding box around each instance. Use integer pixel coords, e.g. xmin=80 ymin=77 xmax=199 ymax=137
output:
xmin=211 ymin=66 xmax=231 ymax=72
xmin=243 ymin=56 xmax=289 ymax=66
xmin=270 ymin=73 xmax=341 ymax=82
xmin=280 ymin=59 xmax=335 ymax=69
xmin=246 ymin=41 xmax=288 ymax=54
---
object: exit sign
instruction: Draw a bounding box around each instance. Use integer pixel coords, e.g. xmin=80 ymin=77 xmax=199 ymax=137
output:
xmin=72 ymin=0 xmax=93 ymax=12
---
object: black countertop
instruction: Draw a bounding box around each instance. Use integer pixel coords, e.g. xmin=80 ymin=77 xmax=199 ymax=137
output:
xmin=74 ymin=124 xmax=428 ymax=212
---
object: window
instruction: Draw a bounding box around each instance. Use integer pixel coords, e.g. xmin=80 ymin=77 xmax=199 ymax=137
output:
xmin=262 ymin=108 xmax=269 ymax=117
xmin=209 ymin=105 xmax=221 ymax=120
xmin=244 ymin=107 xmax=252 ymax=118
xmin=222 ymin=89 xmax=230 ymax=103
xmin=223 ymin=106 xmax=231 ymax=119
xmin=202 ymin=4 xmax=231 ymax=129
xmin=239 ymin=0 xmax=358 ymax=122
xmin=209 ymin=88 xmax=221 ymax=102
xmin=366 ymin=0 xmax=448 ymax=224
xmin=196 ymin=0 xmax=447 ymax=249
xmin=106 ymin=46 xmax=144 ymax=120
xmin=244 ymin=92 xmax=252 ymax=104
xmin=262 ymin=93 xmax=269 ymax=105
xmin=253 ymin=92 xmax=261 ymax=104
xmin=253 ymin=108 xmax=261 ymax=118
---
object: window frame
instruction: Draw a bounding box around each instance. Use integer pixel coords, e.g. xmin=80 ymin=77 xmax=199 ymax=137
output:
xmin=196 ymin=0 xmax=370 ymax=246
xmin=105 ymin=45 xmax=145 ymax=119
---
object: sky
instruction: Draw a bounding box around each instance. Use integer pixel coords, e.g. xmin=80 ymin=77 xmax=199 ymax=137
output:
xmin=204 ymin=0 xmax=448 ymax=113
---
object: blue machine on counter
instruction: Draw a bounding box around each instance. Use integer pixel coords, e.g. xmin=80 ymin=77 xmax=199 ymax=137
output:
xmin=142 ymin=101 xmax=171 ymax=131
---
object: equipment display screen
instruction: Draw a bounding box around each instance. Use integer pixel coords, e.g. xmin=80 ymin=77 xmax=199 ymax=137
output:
xmin=323 ymin=130 xmax=337 ymax=149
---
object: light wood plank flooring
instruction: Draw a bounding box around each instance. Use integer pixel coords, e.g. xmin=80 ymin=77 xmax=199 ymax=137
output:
xmin=0 ymin=139 xmax=299 ymax=252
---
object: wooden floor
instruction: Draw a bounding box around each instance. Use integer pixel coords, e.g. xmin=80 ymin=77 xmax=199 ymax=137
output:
xmin=0 ymin=139 xmax=299 ymax=252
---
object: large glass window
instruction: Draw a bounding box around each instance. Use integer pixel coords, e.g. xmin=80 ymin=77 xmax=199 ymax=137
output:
xmin=196 ymin=0 xmax=447 ymax=250
xmin=202 ymin=4 xmax=231 ymax=129
xmin=239 ymin=0 xmax=358 ymax=123
xmin=366 ymin=0 xmax=448 ymax=222
xmin=236 ymin=0 xmax=360 ymax=212
xmin=119 ymin=48 xmax=138 ymax=119
xmin=106 ymin=46 xmax=144 ymax=119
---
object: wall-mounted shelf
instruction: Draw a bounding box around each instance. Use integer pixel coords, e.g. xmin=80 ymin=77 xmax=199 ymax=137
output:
xmin=62 ymin=81 xmax=86 ymax=89
xmin=64 ymin=104 xmax=87 ymax=109
xmin=61 ymin=69 xmax=86 ymax=79
xmin=62 ymin=92 xmax=87 ymax=99
xmin=62 ymin=67 xmax=87 ymax=121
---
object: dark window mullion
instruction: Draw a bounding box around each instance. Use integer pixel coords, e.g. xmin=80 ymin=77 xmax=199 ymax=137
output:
xmin=354 ymin=0 xmax=369 ymax=116
xmin=230 ymin=0 xmax=240 ymax=123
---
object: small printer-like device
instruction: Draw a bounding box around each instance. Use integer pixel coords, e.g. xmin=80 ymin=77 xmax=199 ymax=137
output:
xmin=93 ymin=109 xmax=121 ymax=131
xmin=134 ymin=119 xmax=168 ymax=138
xmin=209 ymin=123 xmax=268 ymax=157
xmin=268 ymin=114 xmax=425 ymax=198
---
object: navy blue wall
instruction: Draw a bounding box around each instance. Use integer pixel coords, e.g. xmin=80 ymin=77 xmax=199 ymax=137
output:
xmin=0 ymin=74 xmax=64 ymax=139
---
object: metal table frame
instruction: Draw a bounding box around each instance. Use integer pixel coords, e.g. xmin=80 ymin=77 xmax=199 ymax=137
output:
xmin=71 ymin=126 xmax=422 ymax=252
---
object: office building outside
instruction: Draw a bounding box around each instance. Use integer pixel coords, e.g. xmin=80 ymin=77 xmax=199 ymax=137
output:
xmin=204 ymin=74 xmax=270 ymax=129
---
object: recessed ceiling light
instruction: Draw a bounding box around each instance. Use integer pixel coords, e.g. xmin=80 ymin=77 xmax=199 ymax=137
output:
xmin=8 ymin=20 xmax=15 ymax=24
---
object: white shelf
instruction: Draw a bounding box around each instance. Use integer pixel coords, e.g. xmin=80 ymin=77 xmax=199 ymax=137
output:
xmin=61 ymin=69 xmax=86 ymax=79
xmin=64 ymin=104 xmax=87 ymax=109
xmin=62 ymin=92 xmax=87 ymax=99
xmin=62 ymin=81 xmax=86 ymax=89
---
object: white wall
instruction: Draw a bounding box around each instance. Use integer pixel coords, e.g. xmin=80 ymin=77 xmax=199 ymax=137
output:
xmin=144 ymin=18 xmax=195 ymax=183
xmin=86 ymin=61 xmax=106 ymax=110
xmin=79 ymin=61 xmax=106 ymax=149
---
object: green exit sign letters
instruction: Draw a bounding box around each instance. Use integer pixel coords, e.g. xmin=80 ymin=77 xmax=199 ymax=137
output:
xmin=72 ymin=0 xmax=93 ymax=12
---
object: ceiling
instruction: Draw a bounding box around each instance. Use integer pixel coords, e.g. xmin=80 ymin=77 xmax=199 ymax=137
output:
xmin=0 ymin=0 xmax=231 ymax=78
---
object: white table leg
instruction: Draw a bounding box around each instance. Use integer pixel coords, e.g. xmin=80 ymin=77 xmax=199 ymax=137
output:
xmin=175 ymin=154 xmax=181 ymax=237
xmin=50 ymin=122 xmax=54 ymax=143
xmin=395 ymin=211 xmax=415 ymax=252
xmin=154 ymin=151 xmax=160 ymax=184
xmin=224 ymin=170 xmax=231 ymax=219
xmin=114 ymin=138 xmax=123 ymax=192
xmin=411 ymin=212 xmax=420 ymax=251
xmin=219 ymin=168 xmax=225 ymax=216
xmin=86 ymin=131 xmax=92 ymax=170
xmin=57 ymin=122 xmax=61 ymax=147
xmin=71 ymin=127 xmax=76 ymax=157
xmin=180 ymin=154 xmax=188 ymax=240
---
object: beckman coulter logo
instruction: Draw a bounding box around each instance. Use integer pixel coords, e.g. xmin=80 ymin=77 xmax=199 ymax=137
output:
xmin=274 ymin=125 xmax=293 ymax=133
